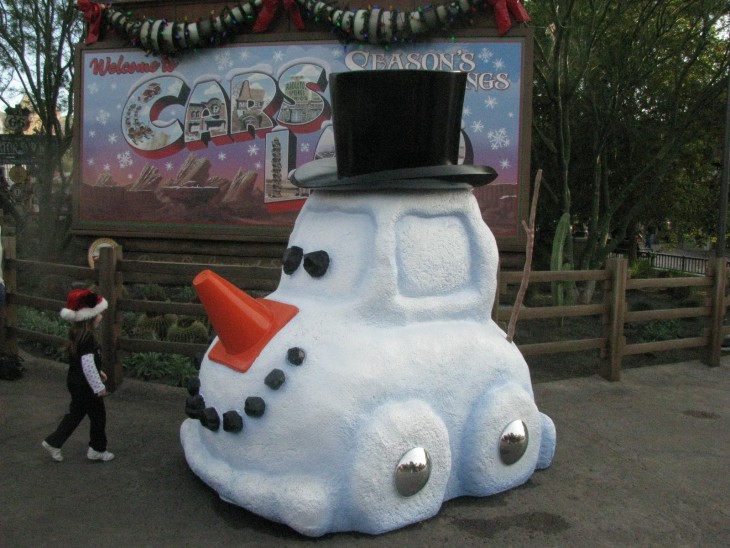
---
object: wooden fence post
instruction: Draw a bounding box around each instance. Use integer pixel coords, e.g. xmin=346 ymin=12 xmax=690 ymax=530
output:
xmin=703 ymin=257 xmax=727 ymax=367
xmin=1 ymin=236 xmax=18 ymax=355
xmin=98 ymin=245 xmax=123 ymax=391
xmin=604 ymin=257 xmax=627 ymax=381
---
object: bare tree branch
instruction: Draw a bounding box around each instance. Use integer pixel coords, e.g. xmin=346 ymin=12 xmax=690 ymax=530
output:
xmin=507 ymin=169 xmax=543 ymax=343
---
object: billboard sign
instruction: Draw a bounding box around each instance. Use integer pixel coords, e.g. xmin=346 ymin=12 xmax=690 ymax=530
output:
xmin=75 ymin=37 xmax=531 ymax=241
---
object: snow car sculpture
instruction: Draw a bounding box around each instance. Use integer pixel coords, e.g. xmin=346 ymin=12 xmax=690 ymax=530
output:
xmin=180 ymin=70 xmax=556 ymax=536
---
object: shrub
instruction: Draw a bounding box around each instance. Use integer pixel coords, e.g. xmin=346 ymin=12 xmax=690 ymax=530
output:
xmin=164 ymin=356 xmax=199 ymax=387
xmin=629 ymin=259 xmax=654 ymax=279
xmin=18 ymin=306 xmax=67 ymax=337
xmin=17 ymin=306 xmax=68 ymax=360
xmin=636 ymin=319 xmax=680 ymax=343
xmin=123 ymin=352 xmax=164 ymax=380
xmin=123 ymin=352 xmax=197 ymax=387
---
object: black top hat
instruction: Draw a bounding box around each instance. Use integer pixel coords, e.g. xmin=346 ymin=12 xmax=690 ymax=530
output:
xmin=291 ymin=70 xmax=497 ymax=190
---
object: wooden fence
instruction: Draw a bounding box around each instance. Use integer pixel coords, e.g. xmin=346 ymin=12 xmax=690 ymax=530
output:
xmin=1 ymin=236 xmax=727 ymax=390
xmin=494 ymin=259 xmax=728 ymax=381
xmin=0 ymin=237 xmax=277 ymax=391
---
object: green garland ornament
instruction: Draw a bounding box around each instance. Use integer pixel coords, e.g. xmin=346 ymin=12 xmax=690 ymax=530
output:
xmin=90 ymin=0 xmax=529 ymax=56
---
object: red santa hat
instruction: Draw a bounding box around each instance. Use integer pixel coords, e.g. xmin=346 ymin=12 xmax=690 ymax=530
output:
xmin=60 ymin=289 xmax=108 ymax=322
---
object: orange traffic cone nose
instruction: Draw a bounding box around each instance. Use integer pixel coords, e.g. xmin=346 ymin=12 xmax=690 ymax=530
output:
xmin=193 ymin=270 xmax=298 ymax=372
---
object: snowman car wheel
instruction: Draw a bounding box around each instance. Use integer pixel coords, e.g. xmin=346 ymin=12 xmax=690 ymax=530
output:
xmin=460 ymin=383 xmax=545 ymax=497
xmin=347 ymin=400 xmax=451 ymax=534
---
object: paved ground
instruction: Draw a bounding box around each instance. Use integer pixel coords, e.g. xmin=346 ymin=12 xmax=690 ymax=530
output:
xmin=2 ymin=352 xmax=729 ymax=547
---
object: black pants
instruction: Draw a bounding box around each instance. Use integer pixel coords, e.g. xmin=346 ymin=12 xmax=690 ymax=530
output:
xmin=45 ymin=387 xmax=107 ymax=452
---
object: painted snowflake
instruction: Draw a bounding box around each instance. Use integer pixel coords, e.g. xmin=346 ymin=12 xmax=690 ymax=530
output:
xmin=487 ymin=128 xmax=510 ymax=150
xmin=117 ymin=151 xmax=133 ymax=168
xmin=215 ymin=51 xmax=233 ymax=71
xmin=96 ymin=110 xmax=110 ymax=125
xmin=479 ymin=48 xmax=494 ymax=62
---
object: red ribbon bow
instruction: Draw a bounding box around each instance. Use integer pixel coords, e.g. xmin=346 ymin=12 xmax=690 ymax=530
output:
xmin=253 ymin=0 xmax=305 ymax=33
xmin=77 ymin=0 xmax=106 ymax=45
xmin=488 ymin=0 xmax=531 ymax=36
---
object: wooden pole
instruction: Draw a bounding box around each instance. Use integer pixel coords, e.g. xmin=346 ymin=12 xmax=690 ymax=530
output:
xmin=1 ymin=235 xmax=17 ymax=355
xmin=703 ymin=256 xmax=727 ymax=367
xmin=604 ymin=257 xmax=627 ymax=381
xmin=98 ymin=244 xmax=123 ymax=390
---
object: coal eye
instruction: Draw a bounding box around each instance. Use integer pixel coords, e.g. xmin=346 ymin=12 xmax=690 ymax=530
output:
xmin=303 ymin=250 xmax=330 ymax=278
xmin=282 ymin=246 xmax=303 ymax=275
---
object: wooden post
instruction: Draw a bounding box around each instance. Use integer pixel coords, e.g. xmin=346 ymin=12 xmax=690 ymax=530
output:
xmin=599 ymin=275 xmax=610 ymax=360
xmin=1 ymin=236 xmax=18 ymax=355
xmin=97 ymin=244 xmax=123 ymax=391
xmin=703 ymin=256 xmax=727 ymax=367
xmin=604 ymin=257 xmax=627 ymax=381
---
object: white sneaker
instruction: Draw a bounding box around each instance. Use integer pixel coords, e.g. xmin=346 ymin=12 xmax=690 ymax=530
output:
xmin=87 ymin=448 xmax=115 ymax=462
xmin=42 ymin=441 xmax=63 ymax=462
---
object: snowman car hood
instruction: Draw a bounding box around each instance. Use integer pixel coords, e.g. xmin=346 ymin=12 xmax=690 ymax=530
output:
xmin=180 ymin=70 xmax=556 ymax=537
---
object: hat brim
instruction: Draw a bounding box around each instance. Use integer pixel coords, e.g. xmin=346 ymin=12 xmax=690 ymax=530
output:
xmin=60 ymin=298 xmax=108 ymax=322
xmin=291 ymin=158 xmax=498 ymax=190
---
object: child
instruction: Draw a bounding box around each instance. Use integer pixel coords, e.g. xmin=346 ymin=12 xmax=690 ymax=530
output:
xmin=42 ymin=289 xmax=115 ymax=462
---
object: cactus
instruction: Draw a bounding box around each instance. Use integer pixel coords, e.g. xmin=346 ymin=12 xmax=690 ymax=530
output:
xmin=550 ymin=212 xmax=578 ymax=328
xmin=551 ymin=212 xmax=571 ymax=307
xmin=141 ymin=284 xmax=167 ymax=302
xmin=135 ymin=313 xmax=178 ymax=340
xmin=167 ymin=319 xmax=210 ymax=344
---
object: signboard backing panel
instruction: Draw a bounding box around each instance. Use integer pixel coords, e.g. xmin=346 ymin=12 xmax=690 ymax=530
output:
xmin=73 ymin=34 xmax=532 ymax=249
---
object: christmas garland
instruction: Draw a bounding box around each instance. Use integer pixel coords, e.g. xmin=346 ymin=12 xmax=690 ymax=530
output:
xmin=77 ymin=0 xmax=529 ymax=56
